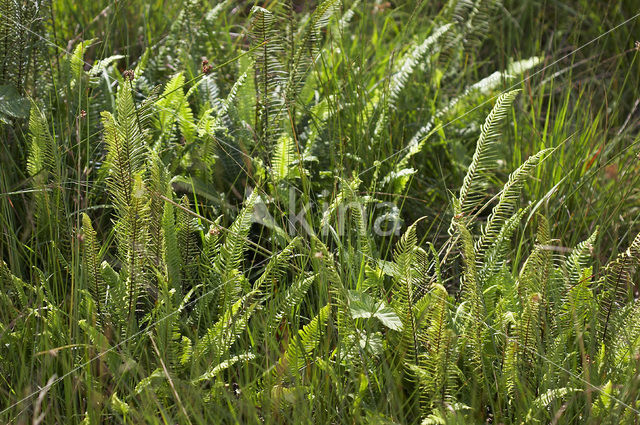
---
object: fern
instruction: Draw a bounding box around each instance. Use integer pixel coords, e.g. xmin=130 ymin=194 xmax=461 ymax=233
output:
xmin=476 ymin=149 xmax=551 ymax=258
xmin=278 ymin=304 xmax=331 ymax=379
xmin=598 ymin=231 xmax=640 ymax=344
xmin=81 ymin=213 xmax=107 ymax=329
xmin=389 ymin=24 xmax=451 ymax=108
xmin=452 ymin=90 xmax=520 ymax=231
xmin=250 ymin=6 xmax=287 ymax=155
xmin=156 ymin=72 xmax=196 ymax=146
xmin=392 ymin=222 xmax=421 ymax=368
xmin=271 ymin=134 xmax=298 ymax=182
xmin=396 ymin=57 xmax=541 ymax=172
xmin=454 ymin=222 xmax=485 ymax=382
xmin=27 ymin=103 xmax=65 ymax=241
xmin=102 ymin=82 xmax=151 ymax=329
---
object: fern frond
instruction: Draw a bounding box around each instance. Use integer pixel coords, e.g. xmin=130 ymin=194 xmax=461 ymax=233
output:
xmin=264 ymin=273 xmax=316 ymax=337
xmin=455 ymin=221 xmax=485 ymax=380
xmin=421 ymin=283 xmax=457 ymax=409
xmin=285 ymin=0 xmax=341 ymax=107
xmin=217 ymin=191 xmax=258 ymax=277
xmin=81 ymin=213 xmax=107 ymax=328
xmin=162 ymin=193 xmax=182 ymax=293
xmin=392 ymin=222 xmax=420 ymax=368
xmin=476 ymin=148 xmax=551 ymax=257
xmin=598 ymin=231 xmax=640 ymax=344
xmin=177 ymin=195 xmax=199 ymax=294
xmin=397 ymin=57 xmax=541 ymax=172
xmin=389 ymin=24 xmax=451 ymax=108
xmin=250 ymin=6 xmax=287 ymax=155
xmin=278 ymin=304 xmax=331 ymax=379
xmin=194 ymin=293 xmax=258 ymax=362
xmin=156 ymin=72 xmax=196 ymax=144
xmin=271 ymin=134 xmax=299 ymax=182
xmin=452 ymin=90 xmax=520 ymax=233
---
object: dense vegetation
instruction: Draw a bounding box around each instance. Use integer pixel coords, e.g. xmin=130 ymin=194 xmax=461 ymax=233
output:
xmin=1 ymin=0 xmax=640 ymax=423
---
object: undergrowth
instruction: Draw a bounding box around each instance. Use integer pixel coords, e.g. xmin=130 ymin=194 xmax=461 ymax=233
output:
xmin=1 ymin=1 xmax=640 ymax=424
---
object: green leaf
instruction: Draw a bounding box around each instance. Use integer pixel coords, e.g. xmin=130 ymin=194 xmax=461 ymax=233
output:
xmin=0 ymin=85 xmax=30 ymax=121
xmin=348 ymin=290 xmax=403 ymax=331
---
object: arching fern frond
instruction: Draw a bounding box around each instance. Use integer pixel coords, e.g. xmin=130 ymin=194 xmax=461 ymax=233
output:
xmin=476 ymin=148 xmax=552 ymax=257
xmin=452 ymin=90 xmax=520 ymax=232
xmin=389 ymin=24 xmax=451 ymax=108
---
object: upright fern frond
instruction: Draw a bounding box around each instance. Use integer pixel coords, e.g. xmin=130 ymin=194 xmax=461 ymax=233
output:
xmin=271 ymin=134 xmax=298 ymax=182
xmin=449 ymin=0 xmax=502 ymax=53
xmin=250 ymin=6 xmax=287 ymax=156
xmin=285 ymin=0 xmax=341 ymax=107
xmin=156 ymin=72 xmax=196 ymax=145
xmin=278 ymin=304 xmax=331 ymax=379
xmin=81 ymin=213 xmax=106 ymax=328
xmin=396 ymin=57 xmax=541 ymax=172
xmin=147 ymin=154 xmax=170 ymax=268
xmin=392 ymin=222 xmax=420 ymax=367
xmin=27 ymin=103 xmax=67 ymax=249
xmin=598 ymin=232 xmax=640 ymax=344
xmin=215 ymin=191 xmax=258 ymax=314
xmin=102 ymin=82 xmax=152 ymax=328
xmin=421 ymin=283 xmax=457 ymax=410
xmin=452 ymin=90 xmax=520 ymax=232
xmin=455 ymin=222 xmax=485 ymax=380
xmin=177 ymin=195 xmax=199 ymax=294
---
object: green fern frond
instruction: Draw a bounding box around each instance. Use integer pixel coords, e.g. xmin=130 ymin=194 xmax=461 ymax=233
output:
xmin=193 ymin=352 xmax=256 ymax=384
xmin=264 ymin=273 xmax=316 ymax=337
xmin=278 ymin=304 xmax=331 ymax=379
xmin=454 ymin=221 xmax=485 ymax=380
xmin=479 ymin=207 xmax=529 ymax=284
xmin=194 ymin=293 xmax=259 ymax=362
xmin=81 ymin=213 xmax=107 ymax=328
xmin=452 ymin=90 xmax=520 ymax=232
xmin=392 ymin=222 xmax=420 ymax=367
xmin=253 ymin=236 xmax=301 ymax=296
xmin=162 ymin=193 xmax=182 ymax=293
xmin=250 ymin=6 xmax=287 ymax=154
xmin=389 ymin=24 xmax=451 ymax=108
xmin=285 ymin=0 xmax=341 ymax=106
xmin=566 ymin=228 xmax=598 ymax=285
xmin=396 ymin=57 xmax=542 ymax=172
xmin=421 ymin=283 xmax=457 ymax=409
xmin=272 ymin=134 xmax=299 ymax=182
xmin=476 ymin=148 xmax=552 ymax=257
xmin=156 ymin=72 xmax=196 ymax=144
xmin=177 ymin=195 xmax=199 ymax=293
xmin=27 ymin=102 xmax=68 ymax=252
xmin=147 ymin=154 xmax=170 ymax=268
xmin=217 ymin=191 xmax=258 ymax=277
xmin=598 ymin=231 xmax=640 ymax=344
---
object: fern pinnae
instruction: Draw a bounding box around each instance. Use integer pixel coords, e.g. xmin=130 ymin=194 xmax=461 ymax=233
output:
xmin=250 ymin=6 xmax=287 ymax=155
xmin=598 ymin=231 xmax=640 ymax=344
xmin=284 ymin=0 xmax=341 ymax=106
xmin=162 ymin=192 xmax=182 ymax=293
xmin=388 ymin=24 xmax=451 ymax=108
xmin=81 ymin=213 xmax=107 ymax=329
xmin=277 ymin=304 xmax=331 ymax=381
xmin=252 ymin=236 xmax=301 ymax=296
xmin=451 ymin=90 xmax=520 ymax=238
xmin=392 ymin=222 xmax=420 ymax=368
xmin=454 ymin=221 xmax=486 ymax=382
xmin=476 ymin=148 xmax=552 ymax=259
